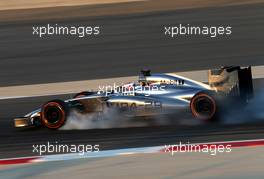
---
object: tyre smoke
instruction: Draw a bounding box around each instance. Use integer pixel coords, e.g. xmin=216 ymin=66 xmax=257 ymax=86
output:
xmin=60 ymin=108 xmax=149 ymax=130
xmin=222 ymin=92 xmax=264 ymax=124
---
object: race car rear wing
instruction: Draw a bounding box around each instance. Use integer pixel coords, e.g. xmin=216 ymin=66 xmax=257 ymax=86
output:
xmin=208 ymin=66 xmax=254 ymax=102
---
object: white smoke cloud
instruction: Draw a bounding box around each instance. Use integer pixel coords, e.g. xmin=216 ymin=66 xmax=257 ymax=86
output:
xmin=60 ymin=108 xmax=149 ymax=130
xmin=222 ymin=92 xmax=264 ymax=124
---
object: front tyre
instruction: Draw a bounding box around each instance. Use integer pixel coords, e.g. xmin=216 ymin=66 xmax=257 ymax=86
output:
xmin=190 ymin=91 xmax=218 ymax=122
xmin=41 ymin=99 xmax=69 ymax=129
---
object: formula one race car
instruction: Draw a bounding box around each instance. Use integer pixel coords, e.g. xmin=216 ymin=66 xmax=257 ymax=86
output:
xmin=14 ymin=66 xmax=254 ymax=129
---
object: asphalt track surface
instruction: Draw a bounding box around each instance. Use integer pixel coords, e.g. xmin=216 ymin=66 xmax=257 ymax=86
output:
xmin=1 ymin=2 xmax=264 ymax=160
xmin=0 ymin=3 xmax=264 ymax=86
xmin=0 ymin=78 xmax=263 ymax=159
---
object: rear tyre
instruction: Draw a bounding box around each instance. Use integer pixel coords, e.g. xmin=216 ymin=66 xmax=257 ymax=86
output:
xmin=41 ymin=99 xmax=69 ymax=129
xmin=190 ymin=91 xmax=218 ymax=122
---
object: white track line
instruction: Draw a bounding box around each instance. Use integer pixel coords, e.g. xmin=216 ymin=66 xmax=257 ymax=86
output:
xmin=1 ymin=138 xmax=264 ymax=165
